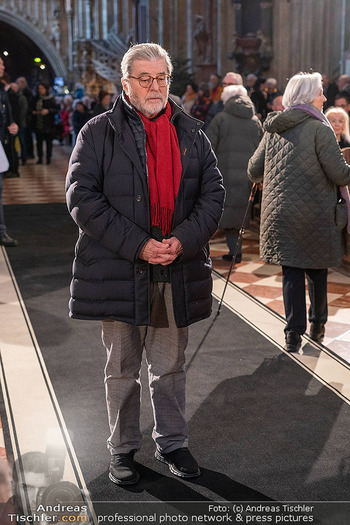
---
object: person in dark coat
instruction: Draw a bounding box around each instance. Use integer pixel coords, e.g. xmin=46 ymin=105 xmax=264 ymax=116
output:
xmin=0 ymin=57 xmax=18 ymax=246
xmin=248 ymin=72 xmax=350 ymax=352
xmin=32 ymin=82 xmax=58 ymax=164
xmin=71 ymin=100 xmax=89 ymax=147
xmin=190 ymin=82 xmax=213 ymax=122
xmin=204 ymin=72 xmax=243 ymax=130
xmin=250 ymin=78 xmax=268 ymax=121
xmin=206 ymin=84 xmax=262 ymax=262
xmin=10 ymin=82 xmax=28 ymax=166
xmin=66 ymin=43 xmax=224 ymax=486
xmin=91 ymin=90 xmax=113 ymax=116
xmin=16 ymin=76 xmax=34 ymax=159
xmin=1 ymin=73 xmax=20 ymax=177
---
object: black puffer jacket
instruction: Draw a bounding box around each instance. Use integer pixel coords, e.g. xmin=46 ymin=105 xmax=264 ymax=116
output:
xmin=66 ymin=95 xmax=225 ymax=327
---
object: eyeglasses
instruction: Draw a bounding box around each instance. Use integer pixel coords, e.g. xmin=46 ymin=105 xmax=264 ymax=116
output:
xmin=222 ymin=82 xmax=235 ymax=87
xmin=128 ymin=74 xmax=171 ymax=88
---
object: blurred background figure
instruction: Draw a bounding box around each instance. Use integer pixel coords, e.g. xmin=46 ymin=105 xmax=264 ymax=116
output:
xmin=337 ymin=74 xmax=350 ymax=95
xmin=16 ymin=76 xmax=34 ymax=160
xmin=325 ymin=107 xmax=350 ymax=148
xmin=322 ymin=73 xmax=338 ymax=109
xmin=74 ymin=82 xmax=84 ymax=100
xmin=270 ymin=94 xmax=284 ymax=112
xmin=265 ymin=77 xmax=282 ymax=113
xmin=0 ymin=56 xmax=18 ymax=246
xmin=72 ymin=100 xmax=89 ymax=147
xmin=190 ymin=82 xmax=212 ymax=122
xmin=206 ymin=84 xmax=262 ymax=262
xmin=245 ymin=73 xmax=258 ymax=96
xmin=335 ymin=91 xmax=350 ymax=125
xmin=92 ymin=90 xmax=112 ymax=116
xmin=32 ymin=82 xmax=58 ymax=165
xmin=250 ymin=77 xmax=268 ymax=121
xmin=209 ymin=73 xmax=222 ymax=102
xmin=181 ymin=82 xmax=198 ymax=114
xmin=59 ymin=94 xmax=74 ymax=145
xmin=1 ymin=73 xmax=20 ymax=177
xmin=204 ymin=71 xmax=243 ymax=130
xmin=10 ymin=82 xmax=28 ymax=168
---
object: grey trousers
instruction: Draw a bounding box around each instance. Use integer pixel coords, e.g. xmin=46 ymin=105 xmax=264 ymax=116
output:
xmin=101 ymin=282 xmax=189 ymax=455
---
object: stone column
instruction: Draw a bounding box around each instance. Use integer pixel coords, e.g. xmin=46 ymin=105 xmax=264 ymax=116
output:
xmin=66 ymin=0 xmax=73 ymax=71
xmin=260 ymin=1 xmax=272 ymax=40
xmin=158 ymin=0 xmax=163 ymax=46
xmin=122 ymin=0 xmax=130 ymax=40
xmin=101 ymin=0 xmax=108 ymax=40
xmin=131 ymin=0 xmax=138 ymax=43
xmin=170 ymin=0 xmax=178 ymax=55
xmin=84 ymin=0 xmax=91 ymax=39
xmin=43 ymin=0 xmax=47 ymax=27
xmin=216 ymin=0 xmax=222 ymax=73
xmin=78 ymin=0 xmax=84 ymax=39
xmin=233 ymin=0 xmax=242 ymax=36
xmin=186 ymin=0 xmax=193 ymax=71
xmin=113 ymin=0 xmax=119 ymax=32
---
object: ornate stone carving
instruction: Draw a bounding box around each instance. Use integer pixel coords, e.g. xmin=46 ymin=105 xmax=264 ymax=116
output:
xmin=229 ymin=30 xmax=272 ymax=76
xmin=194 ymin=15 xmax=210 ymax=64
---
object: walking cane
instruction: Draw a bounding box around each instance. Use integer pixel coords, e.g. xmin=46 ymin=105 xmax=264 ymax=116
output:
xmin=186 ymin=182 xmax=259 ymax=370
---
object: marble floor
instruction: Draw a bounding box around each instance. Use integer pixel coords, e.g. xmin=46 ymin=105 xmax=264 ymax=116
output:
xmin=211 ymin=232 xmax=350 ymax=363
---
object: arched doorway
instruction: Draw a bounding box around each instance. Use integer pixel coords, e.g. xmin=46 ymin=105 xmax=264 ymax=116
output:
xmin=0 ymin=9 xmax=67 ymax=88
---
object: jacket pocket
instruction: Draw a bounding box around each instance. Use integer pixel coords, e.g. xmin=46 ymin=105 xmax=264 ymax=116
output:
xmin=335 ymin=198 xmax=348 ymax=231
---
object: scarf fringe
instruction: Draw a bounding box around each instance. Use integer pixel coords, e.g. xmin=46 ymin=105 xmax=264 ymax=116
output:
xmin=150 ymin=203 xmax=174 ymax=235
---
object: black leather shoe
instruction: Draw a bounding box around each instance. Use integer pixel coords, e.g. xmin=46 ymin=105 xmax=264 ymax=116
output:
xmin=155 ymin=447 xmax=201 ymax=478
xmin=285 ymin=331 xmax=302 ymax=353
xmin=309 ymin=322 xmax=325 ymax=342
xmin=36 ymin=159 xmax=43 ymax=165
xmin=109 ymin=451 xmax=139 ymax=485
xmin=0 ymin=233 xmax=18 ymax=247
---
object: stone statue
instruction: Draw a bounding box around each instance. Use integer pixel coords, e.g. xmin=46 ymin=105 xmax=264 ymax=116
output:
xmin=194 ymin=15 xmax=209 ymax=63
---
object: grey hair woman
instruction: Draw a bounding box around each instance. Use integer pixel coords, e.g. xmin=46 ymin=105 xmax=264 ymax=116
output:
xmin=248 ymin=71 xmax=350 ymax=352
xmin=282 ymin=72 xmax=323 ymax=108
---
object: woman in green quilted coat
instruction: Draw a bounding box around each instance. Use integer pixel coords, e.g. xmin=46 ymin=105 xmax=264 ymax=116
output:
xmin=248 ymin=72 xmax=350 ymax=352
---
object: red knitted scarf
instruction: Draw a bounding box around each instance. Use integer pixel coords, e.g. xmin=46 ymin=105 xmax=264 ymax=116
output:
xmin=138 ymin=102 xmax=182 ymax=235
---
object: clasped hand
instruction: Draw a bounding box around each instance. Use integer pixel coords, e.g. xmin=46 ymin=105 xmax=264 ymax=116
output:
xmin=140 ymin=237 xmax=183 ymax=265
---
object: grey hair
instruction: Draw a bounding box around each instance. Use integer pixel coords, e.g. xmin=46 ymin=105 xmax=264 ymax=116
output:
xmin=282 ymin=72 xmax=323 ymax=108
xmin=221 ymin=84 xmax=247 ymax=104
xmin=224 ymin=72 xmax=243 ymax=85
xmin=121 ymin=43 xmax=173 ymax=78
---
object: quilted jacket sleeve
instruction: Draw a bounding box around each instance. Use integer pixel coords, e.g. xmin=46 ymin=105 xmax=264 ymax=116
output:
xmin=315 ymin=124 xmax=350 ymax=186
xmin=247 ymin=131 xmax=267 ymax=182
xmin=66 ymin=121 xmax=150 ymax=262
